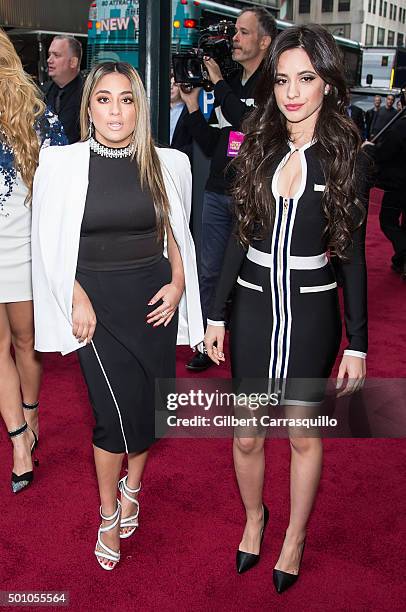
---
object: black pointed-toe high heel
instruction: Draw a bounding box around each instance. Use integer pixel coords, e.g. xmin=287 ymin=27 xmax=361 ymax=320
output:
xmin=8 ymin=422 xmax=35 ymax=494
xmin=11 ymin=469 xmax=34 ymax=494
xmin=273 ymin=537 xmax=306 ymax=594
xmin=236 ymin=504 xmax=269 ymax=574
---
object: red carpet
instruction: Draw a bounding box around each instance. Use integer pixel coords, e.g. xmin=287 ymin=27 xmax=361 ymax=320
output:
xmin=0 ymin=189 xmax=405 ymax=611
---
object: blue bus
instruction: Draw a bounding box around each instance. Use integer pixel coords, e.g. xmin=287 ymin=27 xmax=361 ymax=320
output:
xmin=87 ymin=0 xmax=362 ymax=86
xmin=87 ymin=0 xmax=199 ymax=68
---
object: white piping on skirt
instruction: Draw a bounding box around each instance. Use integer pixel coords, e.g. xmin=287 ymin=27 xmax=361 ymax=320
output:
xmin=91 ymin=340 xmax=129 ymax=454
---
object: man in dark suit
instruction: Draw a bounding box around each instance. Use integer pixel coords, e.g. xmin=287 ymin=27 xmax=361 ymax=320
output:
xmin=364 ymin=93 xmax=406 ymax=278
xmin=170 ymin=76 xmax=193 ymax=162
xmin=42 ymin=36 xmax=83 ymax=143
xmin=370 ymin=93 xmax=397 ymax=139
xmin=365 ymin=94 xmax=381 ymax=140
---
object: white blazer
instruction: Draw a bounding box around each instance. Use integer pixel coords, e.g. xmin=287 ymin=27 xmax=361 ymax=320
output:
xmin=31 ymin=141 xmax=204 ymax=355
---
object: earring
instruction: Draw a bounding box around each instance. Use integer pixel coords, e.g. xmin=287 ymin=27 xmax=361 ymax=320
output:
xmin=88 ymin=118 xmax=93 ymax=139
xmin=324 ymin=86 xmax=329 ymax=96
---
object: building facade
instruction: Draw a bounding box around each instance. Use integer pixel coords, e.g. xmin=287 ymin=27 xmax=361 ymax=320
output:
xmin=281 ymin=0 xmax=406 ymax=46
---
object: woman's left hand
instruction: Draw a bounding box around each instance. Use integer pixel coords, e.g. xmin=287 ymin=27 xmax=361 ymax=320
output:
xmin=336 ymin=355 xmax=366 ymax=397
xmin=146 ymin=282 xmax=184 ymax=327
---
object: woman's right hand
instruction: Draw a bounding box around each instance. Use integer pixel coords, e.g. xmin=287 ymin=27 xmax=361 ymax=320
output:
xmin=72 ymin=281 xmax=97 ymax=344
xmin=204 ymin=324 xmax=226 ymax=365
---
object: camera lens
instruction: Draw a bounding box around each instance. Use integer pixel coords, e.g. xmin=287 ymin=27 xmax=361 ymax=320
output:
xmin=186 ymin=57 xmax=202 ymax=79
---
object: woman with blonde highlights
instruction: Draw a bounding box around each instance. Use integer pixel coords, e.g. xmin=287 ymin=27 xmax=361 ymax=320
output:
xmin=31 ymin=62 xmax=203 ymax=570
xmin=0 ymin=28 xmax=66 ymax=494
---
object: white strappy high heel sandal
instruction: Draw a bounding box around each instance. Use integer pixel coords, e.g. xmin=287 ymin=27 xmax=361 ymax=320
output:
xmin=95 ymin=500 xmax=121 ymax=570
xmin=118 ymin=475 xmax=141 ymax=539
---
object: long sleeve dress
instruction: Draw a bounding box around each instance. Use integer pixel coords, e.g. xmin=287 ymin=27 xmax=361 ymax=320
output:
xmin=208 ymin=141 xmax=369 ymax=405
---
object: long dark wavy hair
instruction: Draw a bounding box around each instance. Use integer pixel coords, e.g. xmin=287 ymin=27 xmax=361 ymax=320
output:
xmin=232 ymin=24 xmax=365 ymax=258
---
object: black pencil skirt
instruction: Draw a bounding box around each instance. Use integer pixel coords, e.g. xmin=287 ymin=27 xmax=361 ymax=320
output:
xmin=76 ymin=256 xmax=178 ymax=454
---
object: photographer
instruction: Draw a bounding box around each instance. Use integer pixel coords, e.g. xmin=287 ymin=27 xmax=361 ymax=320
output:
xmin=180 ymin=7 xmax=276 ymax=371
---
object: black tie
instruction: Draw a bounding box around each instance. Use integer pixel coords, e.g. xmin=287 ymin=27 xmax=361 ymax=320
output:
xmin=54 ymin=89 xmax=64 ymax=114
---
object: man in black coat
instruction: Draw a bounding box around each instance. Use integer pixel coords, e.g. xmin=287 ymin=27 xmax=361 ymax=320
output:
xmin=42 ymin=36 xmax=83 ymax=144
xmin=179 ymin=7 xmax=275 ymax=371
xmin=370 ymin=94 xmax=397 ymax=140
xmin=365 ymin=95 xmax=382 ymax=140
xmin=365 ymin=95 xmax=406 ymax=278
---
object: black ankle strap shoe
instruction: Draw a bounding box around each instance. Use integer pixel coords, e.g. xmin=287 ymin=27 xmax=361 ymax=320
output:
xmin=8 ymin=422 xmax=34 ymax=494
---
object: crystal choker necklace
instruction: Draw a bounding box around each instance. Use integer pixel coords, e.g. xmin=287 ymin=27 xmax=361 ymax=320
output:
xmin=89 ymin=137 xmax=135 ymax=158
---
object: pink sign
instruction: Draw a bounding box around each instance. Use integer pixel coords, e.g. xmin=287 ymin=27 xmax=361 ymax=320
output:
xmin=227 ymin=130 xmax=245 ymax=157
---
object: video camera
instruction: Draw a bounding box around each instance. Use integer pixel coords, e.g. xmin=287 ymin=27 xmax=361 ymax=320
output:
xmin=172 ymin=21 xmax=238 ymax=92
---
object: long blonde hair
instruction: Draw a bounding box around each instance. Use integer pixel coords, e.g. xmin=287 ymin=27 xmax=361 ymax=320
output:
xmin=80 ymin=62 xmax=170 ymax=241
xmin=0 ymin=28 xmax=45 ymax=199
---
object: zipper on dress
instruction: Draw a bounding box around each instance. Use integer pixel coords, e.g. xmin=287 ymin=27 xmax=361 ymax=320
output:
xmin=275 ymin=197 xmax=290 ymax=382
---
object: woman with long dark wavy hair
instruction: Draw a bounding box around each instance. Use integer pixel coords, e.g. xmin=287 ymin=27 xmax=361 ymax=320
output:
xmin=205 ymin=24 xmax=369 ymax=593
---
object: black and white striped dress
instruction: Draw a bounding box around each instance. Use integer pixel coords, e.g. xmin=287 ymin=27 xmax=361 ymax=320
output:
xmin=208 ymin=141 xmax=369 ymax=405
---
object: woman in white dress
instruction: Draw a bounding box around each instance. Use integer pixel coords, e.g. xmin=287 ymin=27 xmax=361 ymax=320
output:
xmin=0 ymin=29 xmax=66 ymax=493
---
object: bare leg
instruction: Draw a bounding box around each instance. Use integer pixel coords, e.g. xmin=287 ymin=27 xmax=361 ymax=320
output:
xmin=0 ymin=304 xmax=33 ymax=476
xmin=274 ymin=434 xmax=323 ymax=573
xmin=7 ymin=301 xmax=41 ymax=436
xmin=120 ymin=449 xmax=148 ymax=535
xmin=93 ymin=445 xmax=124 ymax=569
xmin=233 ymin=436 xmax=266 ymax=554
